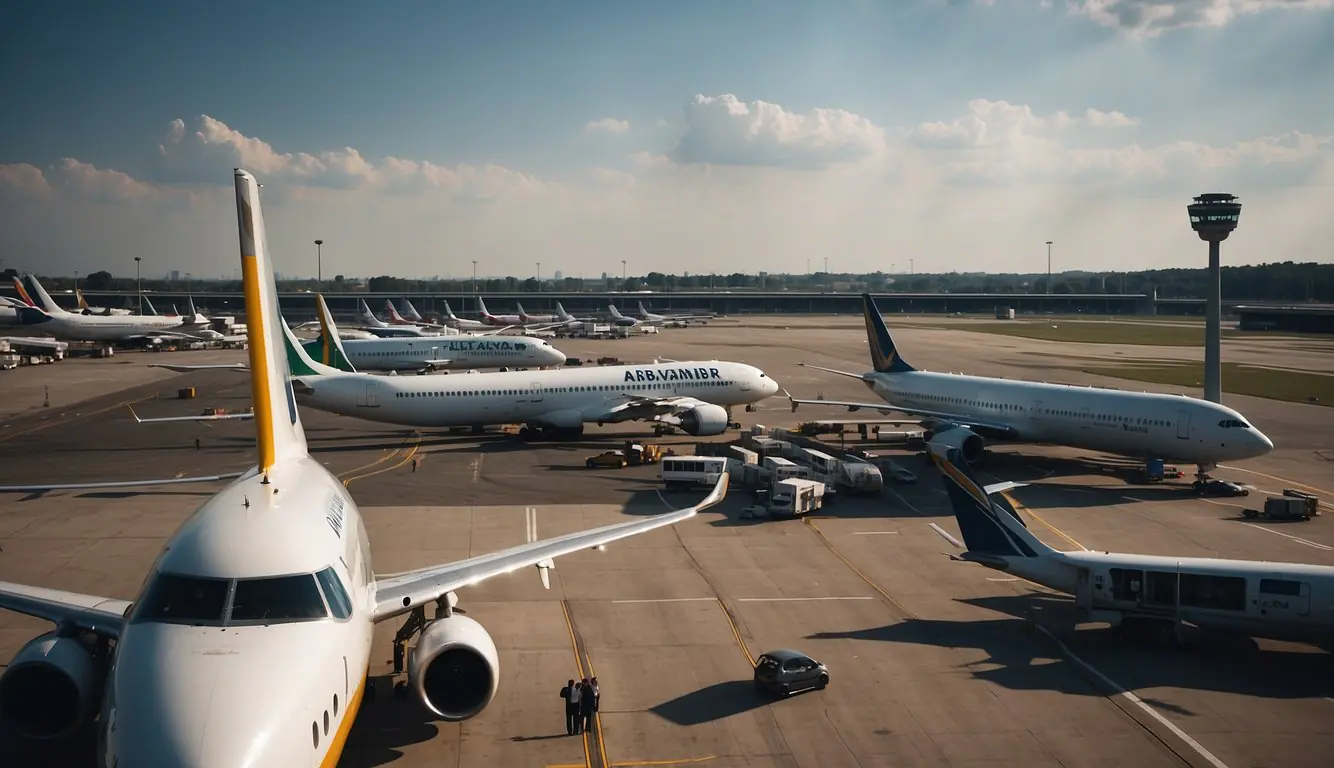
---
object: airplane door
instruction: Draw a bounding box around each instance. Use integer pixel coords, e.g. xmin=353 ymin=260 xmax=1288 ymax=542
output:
xmin=1030 ymin=400 xmax=1043 ymax=420
xmin=1175 ymin=410 xmax=1191 ymax=440
xmin=1075 ymin=567 xmax=1094 ymax=618
xmin=531 ymin=381 xmax=544 ymax=404
xmin=740 ymin=375 xmax=752 ymax=393
xmin=358 ymin=381 xmax=380 ymax=408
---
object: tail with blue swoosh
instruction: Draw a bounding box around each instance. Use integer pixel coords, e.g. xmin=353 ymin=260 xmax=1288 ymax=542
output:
xmin=926 ymin=441 xmax=1050 ymax=561
xmin=862 ymin=294 xmax=915 ymax=374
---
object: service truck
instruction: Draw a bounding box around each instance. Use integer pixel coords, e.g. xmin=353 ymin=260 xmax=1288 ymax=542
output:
xmin=769 ymin=478 xmax=825 ymax=518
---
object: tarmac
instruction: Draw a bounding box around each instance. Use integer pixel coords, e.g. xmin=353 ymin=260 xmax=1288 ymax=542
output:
xmin=2 ymin=317 xmax=1333 ymax=767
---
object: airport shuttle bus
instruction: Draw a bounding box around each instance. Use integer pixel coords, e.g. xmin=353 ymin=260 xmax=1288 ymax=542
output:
xmin=661 ymin=457 xmax=729 ymax=490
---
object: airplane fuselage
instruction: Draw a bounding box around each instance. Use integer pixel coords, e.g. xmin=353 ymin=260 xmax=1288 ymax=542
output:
xmin=22 ymin=312 xmax=207 ymax=342
xmin=990 ymin=548 xmax=1334 ymax=646
xmin=295 ymin=361 xmax=777 ymax=429
xmin=867 ymin=369 xmax=1272 ymax=465
xmin=334 ymin=335 xmax=565 ymax=371
xmin=100 ymin=458 xmax=376 ymax=766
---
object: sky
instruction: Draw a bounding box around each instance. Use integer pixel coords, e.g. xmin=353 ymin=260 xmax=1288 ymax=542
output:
xmin=1 ymin=0 xmax=1331 ymax=281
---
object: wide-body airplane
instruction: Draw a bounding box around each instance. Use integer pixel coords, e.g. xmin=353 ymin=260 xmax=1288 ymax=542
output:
xmin=477 ymin=297 xmax=520 ymax=327
xmin=0 ymin=169 xmax=728 ymax=766
xmin=286 ymin=331 xmax=778 ymax=439
xmin=17 ymin=274 xmax=219 ymax=343
xmin=927 ymin=439 xmax=1334 ymax=647
xmin=787 ymin=294 xmax=1273 ymax=485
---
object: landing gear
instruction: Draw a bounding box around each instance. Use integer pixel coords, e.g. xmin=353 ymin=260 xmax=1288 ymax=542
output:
xmin=519 ymin=424 xmax=585 ymax=441
xmin=1193 ymin=463 xmax=1216 ymax=487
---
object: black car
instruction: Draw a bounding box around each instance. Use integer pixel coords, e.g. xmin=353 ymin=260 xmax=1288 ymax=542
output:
xmin=753 ymin=649 xmax=828 ymax=697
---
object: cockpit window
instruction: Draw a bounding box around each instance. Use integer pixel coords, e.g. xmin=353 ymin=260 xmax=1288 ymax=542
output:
xmin=230 ymin=574 xmax=329 ymax=623
xmin=316 ymin=567 xmax=353 ymax=620
xmin=132 ymin=573 xmax=230 ymax=625
xmin=1218 ymin=419 xmax=1250 ymax=429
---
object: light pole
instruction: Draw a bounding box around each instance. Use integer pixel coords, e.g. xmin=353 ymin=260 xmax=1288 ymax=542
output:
xmin=471 ymin=260 xmax=478 ymax=308
xmin=134 ymin=257 xmax=142 ymax=314
xmin=1188 ymin=193 xmax=1241 ymax=404
xmin=1045 ymin=241 xmax=1053 ymax=294
xmin=314 ymin=239 xmax=323 ymax=291
xmin=824 ymin=257 xmax=828 ymax=274
xmin=621 ymin=259 xmax=627 ymax=286
xmin=536 ymin=262 xmax=541 ymax=292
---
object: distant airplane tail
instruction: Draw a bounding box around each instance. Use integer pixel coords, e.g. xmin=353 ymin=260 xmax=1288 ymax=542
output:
xmin=862 ymin=294 xmax=915 ymax=374
xmin=358 ymin=298 xmax=386 ymax=327
xmin=385 ymin=300 xmax=410 ymax=324
xmin=556 ymin=302 xmax=572 ymax=320
xmin=306 ymin=294 xmax=357 ymax=372
xmin=608 ymin=304 xmax=624 ymax=318
xmin=477 ymin=297 xmax=494 ymax=318
xmin=142 ymin=296 xmax=159 ymax=316
xmin=442 ymin=300 xmax=460 ymax=320
xmin=13 ymin=277 xmax=36 ymax=307
xmin=401 ymin=299 xmax=424 ymax=322
xmin=16 ymin=305 xmax=52 ymax=326
xmin=926 ymin=442 xmax=1049 ymax=561
xmin=76 ymin=287 xmax=91 ymax=311
xmin=637 ymin=300 xmax=652 ymax=317
xmin=233 ymin=168 xmax=310 ymax=473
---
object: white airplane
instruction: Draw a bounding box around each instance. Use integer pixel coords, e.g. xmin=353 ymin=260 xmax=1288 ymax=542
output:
xmin=440 ymin=301 xmax=492 ymax=332
xmin=16 ymin=274 xmax=218 ymax=343
xmin=607 ymin=304 xmax=641 ymax=327
xmin=307 ymin=294 xmax=566 ymax=373
xmin=477 ymin=297 xmax=522 ymax=326
xmin=786 ymin=294 xmax=1273 ymax=485
xmin=0 ymin=295 xmax=24 ymax=325
xmin=927 ymin=440 xmax=1334 ymax=646
xmin=285 ymin=326 xmax=779 ymax=439
xmin=76 ymin=287 xmax=133 ymax=316
xmin=638 ymin=301 xmax=712 ymax=326
xmin=356 ymin=298 xmax=438 ymax=338
xmin=517 ymin=302 xmax=555 ymax=324
xmin=0 ymin=168 xmax=729 ymax=766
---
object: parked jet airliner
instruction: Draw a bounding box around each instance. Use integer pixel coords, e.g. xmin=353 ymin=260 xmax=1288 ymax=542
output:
xmin=0 ymin=169 xmax=728 ymax=766
xmin=17 ymin=274 xmax=218 ymax=343
xmin=477 ymin=297 xmax=521 ymax=326
xmin=285 ymin=331 xmax=778 ymax=439
xmin=787 ymin=294 xmax=1272 ymax=483
xmin=441 ymin=301 xmax=492 ymax=332
xmin=927 ymin=439 xmax=1334 ymax=646
xmin=638 ymin=301 xmax=712 ymax=326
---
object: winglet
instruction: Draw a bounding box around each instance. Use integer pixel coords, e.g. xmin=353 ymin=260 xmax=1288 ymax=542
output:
xmin=234 ymin=169 xmax=309 ymax=474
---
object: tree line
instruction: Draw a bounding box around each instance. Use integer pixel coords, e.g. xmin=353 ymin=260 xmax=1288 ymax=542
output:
xmin=3 ymin=261 xmax=1329 ymax=303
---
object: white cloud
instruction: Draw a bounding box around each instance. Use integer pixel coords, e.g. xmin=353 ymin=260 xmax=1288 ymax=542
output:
xmin=671 ymin=93 xmax=888 ymax=168
xmin=0 ymin=95 xmax=1329 ymax=281
xmin=1065 ymin=0 xmax=1334 ymax=37
xmin=585 ymin=117 xmax=630 ymax=135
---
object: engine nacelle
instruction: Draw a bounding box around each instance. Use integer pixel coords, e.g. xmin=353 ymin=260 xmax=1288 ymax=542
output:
xmin=678 ymin=404 xmax=729 ymax=436
xmin=0 ymin=632 xmax=101 ymax=740
xmin=407 ymin=615 xmax=500 ymax=721
xmin=926 ymin=426 xmax=985 ymax=464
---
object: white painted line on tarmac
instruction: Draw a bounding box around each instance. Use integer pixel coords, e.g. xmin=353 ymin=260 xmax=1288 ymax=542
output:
xmin=1239 ymin=522 xmax=1332 ymax=551
xmin=854 ymin=531 xmax=900 ymax=535
xmin=735 ymin=596 xmax=875 ymax=602
xmin=986 ymin=577 xmax=1020 ymax=582
xmin=611 ymin=597 xmax=716 ymax=604
xmin=1035 ymin=624 xmax=1231 ymax=768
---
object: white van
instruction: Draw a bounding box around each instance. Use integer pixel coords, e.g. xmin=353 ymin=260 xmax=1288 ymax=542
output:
xmin=661 ymin=456 xmax=730 ymax=490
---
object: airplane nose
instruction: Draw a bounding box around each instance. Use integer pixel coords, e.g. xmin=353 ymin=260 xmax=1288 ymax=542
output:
xmin=1255 ymin=430 xmax=1274 ymax=452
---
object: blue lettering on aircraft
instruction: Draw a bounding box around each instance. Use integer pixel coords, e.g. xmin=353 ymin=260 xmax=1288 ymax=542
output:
xmin=444 ymin=340 xmax=515 ymax=352
xmin=624 ymin=366 xmax=722 ymax=383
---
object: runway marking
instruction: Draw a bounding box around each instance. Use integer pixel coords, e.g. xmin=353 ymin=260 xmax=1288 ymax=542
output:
xmin=854 ymin=531 xmax=899 ymax=535
xmin=0 ymin=395 xmax=154 ymax=443
xmin=1219 ymin=465 xmax=1333 ymax=502
xmin=610 ymin=759 xmax=718 ymax=767
xmin=736 ymin=596 xmax=874 ymax=602
xmin=526 ymin=506 xmax=538 ymax=543
xmin=1035 ymin=624 xmax=1231 ymax=768
xmin=802 ymin=518 xmax=916 ymax=619
xmin=714 ymin=597 xmax=756 ymax=668
xmin=1239 ymin=522 xmax=1332 ymax=551
xmin=611 ymin=597 xmax=716 ymax=604
xmin=883 ymin=486 xmax=930 ymax=516
xmin=559 ymin=600 xmax=594 ymax=768
xmin=1003 ymin=492 xmax=1088 ymax=552
xmin=341 ymin=433 xmax=422 ymax=487
xmin=471 ymin=453 xmax=484 ymax=483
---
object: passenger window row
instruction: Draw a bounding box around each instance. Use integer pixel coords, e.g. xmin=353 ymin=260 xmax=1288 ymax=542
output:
xmin=393 ymin=380 xmax=734 ymax=399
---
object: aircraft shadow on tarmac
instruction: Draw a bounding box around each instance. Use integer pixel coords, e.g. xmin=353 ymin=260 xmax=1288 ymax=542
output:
xmin=338 ymin=675 xmax=443 ymax=768
xmin=806 ymin=593 xmax=1332 ymax=708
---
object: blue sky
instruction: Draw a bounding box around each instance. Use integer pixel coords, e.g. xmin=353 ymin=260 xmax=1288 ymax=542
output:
xmin=2 ymin=0 xmax=1331 ymax=279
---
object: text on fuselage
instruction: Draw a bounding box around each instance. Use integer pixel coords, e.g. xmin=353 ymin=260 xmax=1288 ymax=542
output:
xmin=624 ymin=367 xmax=722 ymax=383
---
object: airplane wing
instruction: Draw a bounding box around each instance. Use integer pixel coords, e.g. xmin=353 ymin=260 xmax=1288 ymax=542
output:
xmin=594 ymin=393 xmax=713 ymax=422
xmin=147 ymin=363 xmax=249 ymax=373
xmin=784 ymin=391 xmax=1017 ymax=436
xmin=372 ymin=473 xmax=729 ymax=622
xmin=0 ymin=472 xmax=248 ymax=493
xmin=0 ymin=582 xmax=131 ymax=639
xmin=982 ymin=480 xmax=1028 ymax=495
xmin=128 ymin=406 xmax=254 ymax=423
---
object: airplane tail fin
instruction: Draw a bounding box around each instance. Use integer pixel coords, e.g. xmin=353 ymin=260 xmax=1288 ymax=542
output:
xmin=608 ymin=304 xmax=623 ymax=318
xmin=556 ymin=302 xmax=570 ymax=319
xmin=358 ymin=298 xmax=386 ymax=327
xmin=187 ymin=296 xmax=201 ymax=320
xmin=477 ymin=297 xmax=492 ymax=317
xmin=385 ymin=300 xmax=407 ymax=323
xmin=926 ymin=441 xmax=1050 ymax=560
xmin=306 ymin=294 xmax=357 ymax=372
xmin=517 ymin=302 xmax=528 ymax=320
xmin=402 ymin=299 xmax=424 ymax=322
xmin=638 ymin=300 xmax=650 ymax=316
xmin=142 ymin=296 xmax=159 ymax=316
xmin=23 ymin=275 xmax=67 ymax=314
xmin=862 ymin=294 xmax=914 ymax=374
xmin=442 ymin=300 xmax=459 ymax=320
xmin=76 ymin=287 xmax=90 ymax=310
xmin=12 ymin=277 xmax=36 ymax=307
xmin=233 ymin=168 xmax=310 ymax=473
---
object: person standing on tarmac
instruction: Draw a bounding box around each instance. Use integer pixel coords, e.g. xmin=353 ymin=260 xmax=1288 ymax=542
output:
xmin=559 ymin=679 xmax=578 ymax=735
xmin=579 ymin=677 xmax=596 ymax=734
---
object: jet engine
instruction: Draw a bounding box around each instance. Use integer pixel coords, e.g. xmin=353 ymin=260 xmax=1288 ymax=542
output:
xmin=678 ymin=404 xmax=729 ymax=436
xmin=407 ymin=615 xmax=500 ymax=721
xmin=926 ymin=425 xmax=985 ymax=464
xmin=0 ymin=632 xmax=103 ymax=739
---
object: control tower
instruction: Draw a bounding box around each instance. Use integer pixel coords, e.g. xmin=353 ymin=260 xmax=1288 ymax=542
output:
xmin=1187 ymin=193 xmax=1241 ymax=404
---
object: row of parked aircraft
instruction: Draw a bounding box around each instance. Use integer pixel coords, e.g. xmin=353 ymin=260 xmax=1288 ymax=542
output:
xmin=343 ymin=296 xmax=710 ymax=338
xmin=0 ymin=171 xmax=1322 ymax=768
